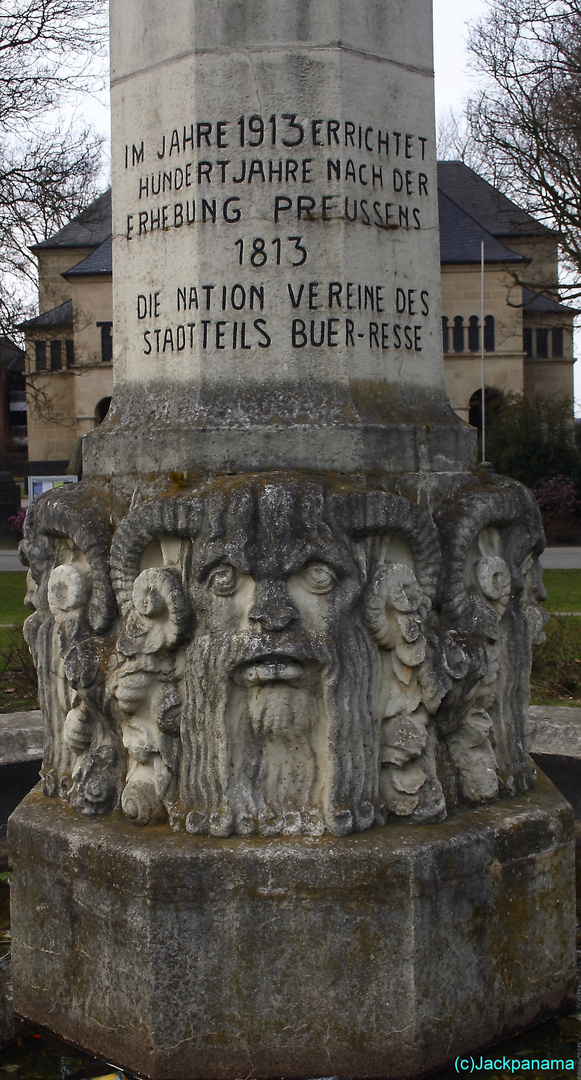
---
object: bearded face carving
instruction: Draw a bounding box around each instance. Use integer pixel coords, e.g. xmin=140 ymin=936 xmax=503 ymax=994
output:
xmin=20 ymin=472 xmax=547 ymax=836
xmin=19 ymin=491 xmax=121 ymax=816
xmin=107 ymin=479 xmax=448 ymax=836
xmin=179 ymin=511 xmax=376 ymax=837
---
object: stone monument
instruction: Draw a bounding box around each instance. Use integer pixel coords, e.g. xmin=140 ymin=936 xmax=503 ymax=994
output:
xmin=8 ymin=2 xmax=576 ymax=1078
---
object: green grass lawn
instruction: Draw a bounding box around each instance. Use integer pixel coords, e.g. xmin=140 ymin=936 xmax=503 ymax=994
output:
xmin=1 ymin=567 xmax=579 ymax=620
xmin=0 ymin=566 xmax=578 ymax=619
xmin=542 ymin=568 xmax=581 ymax=611
xmin=0 ymin=570 xmax=28 ymax=625
xmin=1 ymin=567 xmax=581 ymax=708
xmin=0 ymin=566 xmax=579 ymax=610
xmin=0 ymin=572 xmax=36 ymax=711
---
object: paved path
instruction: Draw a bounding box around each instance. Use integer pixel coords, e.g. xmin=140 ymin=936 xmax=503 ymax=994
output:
xmin=0 ymin=551 xmax=23 ymax=571
xmin=541 ymin=547 xmax=581 ymax=569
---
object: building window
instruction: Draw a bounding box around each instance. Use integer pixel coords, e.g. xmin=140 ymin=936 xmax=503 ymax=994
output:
xmin=536 ymin=327 xmax=549 ymax=358
xmin=468 ymin=387 xmax=503 ymax=434
xmin=468 ymin=316 xmax=480 ymax=352
xmin=95 ymin=397 xmax=112 ymax=424
xmin=442 ymin=316 xmax=449 ymax=353
xmin=484 ymin=315 xmax=495 ymax=352
xmin=8 ymin=390 xmax=27 ymax=428
xmin=50 ymin=339 xmax=62 ymax=371
xmin=453 ymin=316 xmax=464 ymax=353
xmin=35 ymin=341 xmax=47 ymax=371
xmin=97 ymin=321 xmax=113 ymax=363
xmin=66 ymin=339 xmax=75 ymax=368
xmin=523 ymin=327 xmax=533 ymax=359
xmin=552 ymin=327 xmax=564 ymax=358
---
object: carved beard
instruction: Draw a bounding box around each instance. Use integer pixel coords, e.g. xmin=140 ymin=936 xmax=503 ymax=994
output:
xmin=178 ymin=623 xmax=380 ymax=837
xmin=246 ymin=681 xmax=313 ymax=739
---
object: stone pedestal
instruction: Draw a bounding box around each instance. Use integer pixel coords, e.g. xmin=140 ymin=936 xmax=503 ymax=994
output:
xmin=8 ymin=0 xmax=577 ymax=1075
xmin=9 ymin=775 xmax=576 ymax=1080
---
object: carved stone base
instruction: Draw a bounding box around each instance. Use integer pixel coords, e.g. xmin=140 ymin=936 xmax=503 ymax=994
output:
xmin=9 ymin=774 xmax=576 ymax=1080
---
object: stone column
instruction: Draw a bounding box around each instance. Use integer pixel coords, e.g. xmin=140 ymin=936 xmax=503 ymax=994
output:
xmin=8 ymin=2 xmax=576 ymax=1078
xmin=84 ymin=0 xmax=472 ymax=477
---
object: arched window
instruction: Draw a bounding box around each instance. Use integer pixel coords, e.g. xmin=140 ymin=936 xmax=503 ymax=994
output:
xmin=468 ymin=316 xmax=480 ymax=352
xmin=442 ymin=316 xmax=449 ymax=353
xmin=453 ymin=316 xmax=464 ymax=353
xmin=95 ymin=397 xmax=112 ymax=424
xmin=484 ymin=315 xmax=495 ymax=352
xmin=468 ymin=387 xmax=502 ymax=434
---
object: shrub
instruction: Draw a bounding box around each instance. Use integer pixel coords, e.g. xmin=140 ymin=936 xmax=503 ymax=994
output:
xmin=7 ymin=507 xmax=26 ymax=538
xmin=0 ymin=627 xmax=38 ymax=712
xmin=531 ymin=615 xmax=581 ymax=703
xmin=485 ymin=393 xmax=580 ymax=490
xmin=533 ymin=475 xmax=581 ymax=525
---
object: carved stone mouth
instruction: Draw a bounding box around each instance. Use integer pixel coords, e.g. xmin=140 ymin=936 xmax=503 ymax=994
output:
xmin=233 ymin=655 xmax=304 ymax=687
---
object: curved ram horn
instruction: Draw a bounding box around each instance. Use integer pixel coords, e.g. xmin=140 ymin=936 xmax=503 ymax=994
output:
xmin=329 ymin=490 xmax=441 ymax=605
xmin=110 ymin=494 xmax=204 ymax=616
xmin=22 ymin=481 xmax=116 ymax=634
xmin=435 ymin=478 xmax=544 ymax=632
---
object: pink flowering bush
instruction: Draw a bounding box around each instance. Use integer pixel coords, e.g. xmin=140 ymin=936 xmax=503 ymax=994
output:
xmin=533 ymin=475 xmax=581 ymax=527
xmin=7 ymin=507 xmax=26 ymax=538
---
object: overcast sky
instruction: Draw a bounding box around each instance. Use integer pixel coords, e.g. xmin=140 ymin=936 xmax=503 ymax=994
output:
xmin=89 ymin=1 xmax=489 ymax=143
xmin=433 ymin=0 xmax=488 ymax=119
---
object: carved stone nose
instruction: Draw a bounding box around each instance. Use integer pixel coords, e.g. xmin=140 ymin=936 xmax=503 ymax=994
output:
xmin=248 ymin=580 xmax=299 ymax=631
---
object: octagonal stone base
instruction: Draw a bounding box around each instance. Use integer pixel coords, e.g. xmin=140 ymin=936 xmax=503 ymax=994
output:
xmin=8 ymin=774 xmax=576 ymax=1080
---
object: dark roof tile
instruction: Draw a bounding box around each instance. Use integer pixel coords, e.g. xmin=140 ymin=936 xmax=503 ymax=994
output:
xmin=439 ymin=190 xmax=526 ymax=265
xmin=32 ymin=190 xmax=112 ymax=251
xmin=522 ymin=287 xmax=580 ymax=315
xmin=64 ymin=235 xmax=112 ymax=277
xmin=438 ymin=161 xmax=550 ymax=239
xmin=18 ymin=299 xmax=73 ymax=330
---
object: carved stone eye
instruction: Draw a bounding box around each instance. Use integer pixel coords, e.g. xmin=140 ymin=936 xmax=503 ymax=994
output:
xmin=208 ymin=564 xmax=237 ymax=596
xmin=302 ymin=562 xmax=337 ymax=594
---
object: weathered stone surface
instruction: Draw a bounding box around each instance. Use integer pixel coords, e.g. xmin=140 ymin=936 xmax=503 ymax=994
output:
xmin=0 ymin=955 xmax=14 ymax=1050
xmin=0 ymin=711 xmax=43 ymax=846
xmin=0 ymin=711 xmax=43 ymax=767
xmin=528 ymin=705 xmax=581 ymax=819
xmin=9 ymin=1 xmax=576 ymax=1075
xmin=84 ymin=395 xmax=476 ymax=478
xmin=9 ymin=775 xmax=576 ymax=1080
xmin=529 ymin=704 xmax=581 ymax=759
xmin=83 ymin=0 xmax=471 ymax=479
xmin=19 ymin=471 xmax=546 ymax=837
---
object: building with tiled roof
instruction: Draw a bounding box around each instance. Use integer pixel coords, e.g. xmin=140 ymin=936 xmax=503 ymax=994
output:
xmin=18 ymin=164 xmax=576 ymax=473
xmin=438 ymin=161 xmax=576 ymax=424
xmin=19 ymin=193 xmax=113 ymax=474
xmin=32 ymin=190 xmax=112 ymax=252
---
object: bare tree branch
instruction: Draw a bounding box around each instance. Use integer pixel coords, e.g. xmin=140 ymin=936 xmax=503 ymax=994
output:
xmin=466 ymin=0 xmax=581 ymax=295
xmin=0 ymin=0 xmax=107 ymax=340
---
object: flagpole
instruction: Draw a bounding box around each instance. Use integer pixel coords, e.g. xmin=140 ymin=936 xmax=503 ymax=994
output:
xmin=481 ymin=239 xmax=486 ymax=463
